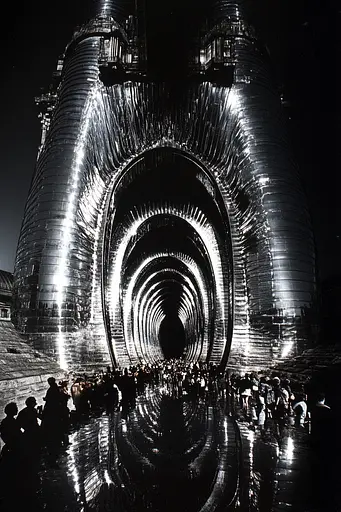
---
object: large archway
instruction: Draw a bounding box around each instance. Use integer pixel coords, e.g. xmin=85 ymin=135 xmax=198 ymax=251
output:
xmin=102 ymin=148 xmax=233 ymax=368
xmin=13 ymin=0 xmax=316 ymax=372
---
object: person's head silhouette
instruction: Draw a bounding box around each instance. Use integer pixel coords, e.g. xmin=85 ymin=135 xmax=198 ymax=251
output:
xmin=4 ymin=402 xmax=18 ymax=418
xmin=25 ymin=397 xmax=37 ymax=408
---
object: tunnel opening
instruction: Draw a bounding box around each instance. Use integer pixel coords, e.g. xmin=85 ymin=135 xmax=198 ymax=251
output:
xmin=103 ymin=148 xmax=233 ymax=368
xmin=159 ymin=314 xmax=186 ymax=360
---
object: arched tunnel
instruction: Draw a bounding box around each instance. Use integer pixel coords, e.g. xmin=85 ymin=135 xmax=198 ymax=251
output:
xmin=103 ymin=149 xmax=233 ymax=368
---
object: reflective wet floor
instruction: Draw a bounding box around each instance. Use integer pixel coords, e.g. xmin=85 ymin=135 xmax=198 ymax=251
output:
xmin=1 ymin=387 xmax=340 ymax=511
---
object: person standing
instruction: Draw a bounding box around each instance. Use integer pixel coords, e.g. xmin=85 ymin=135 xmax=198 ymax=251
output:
xmin=17 ymin=397 xmax=41 ymax=459
xmin=310 ymin=392 xmax=332 ymax=443
xmin=292 ymin=394 xmax=307 ymax=428
xmin=41 ymin=377 xmax=64 ymax=467
xmin=0 ymin=402 xmax=23 ymax=503
xmin=0 ymin=402 xmax=22 ymax=461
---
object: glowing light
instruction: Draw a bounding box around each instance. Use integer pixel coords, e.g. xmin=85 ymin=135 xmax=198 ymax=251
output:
xmin=281 ymin=339 xmax=294 ymax=359
xmin=57 ymin=327 xmax=68 ymax=371
xmin=104 ymin=470 xmax=113 ymax=485
xmin=108 ymin=204 xmax=227 ymax=367
xmin=52 ymin=82 xmax=101 ymax=370
xmin=224 ymin=418 xmax=228 ymax=442
xmin=67 ymin=432 xmax=81 ymax=495
xmin=284 ymin=436 xmax=294 ymax=463
xmin=259 ymin=176 xmax=270 ymax=186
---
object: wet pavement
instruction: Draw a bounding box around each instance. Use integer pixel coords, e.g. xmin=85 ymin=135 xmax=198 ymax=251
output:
xmin=1 ymin=386 xmax=340 ymax=511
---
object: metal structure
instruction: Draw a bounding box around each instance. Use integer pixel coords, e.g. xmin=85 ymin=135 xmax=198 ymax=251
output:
xmin=13 ymin=0 xmax=316 ymax=371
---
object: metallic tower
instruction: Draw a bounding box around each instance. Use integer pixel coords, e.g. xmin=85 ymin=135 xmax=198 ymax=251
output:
xmin=13 ymin=0 xmax=316 ymax=372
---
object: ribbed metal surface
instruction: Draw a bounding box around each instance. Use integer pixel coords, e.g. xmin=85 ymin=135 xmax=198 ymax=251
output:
xmin=13 ymin=0 xmax=316 ymax=371
xmin=0 ymin=270 xmax=13 ymax=295
xmin=62 ymin=389 xmax=239 ymax=510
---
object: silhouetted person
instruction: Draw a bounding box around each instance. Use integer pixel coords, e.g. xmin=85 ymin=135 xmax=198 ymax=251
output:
xmin=292 ymin=394 xmax=307 ymax=427
xmin=310 ymin=393 xmax=336 ymax=509
xmin=103 ymin=375 xmax=120 ymax=412
xmin=239 ymin=373 xmax=252 ymax=411
xmin=17 ymin=397 xmax=41 ymax=459
xmin=0 ymin=402 xmax=23 ymax=504
xmin=0 ymin=402 xmax=22 ymax=461
xmin=41 ymin=377 xmax=64 ymax=467
xmin=120 ymin=369 xmax=136 ymax=407
xmin=311 ymin=392 xmax=332 ymax=446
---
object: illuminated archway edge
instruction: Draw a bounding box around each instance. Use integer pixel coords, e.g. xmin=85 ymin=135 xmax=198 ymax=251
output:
xmin=122 ymin=234 xmax=215 ymax=364
xmin=124 ymin=257 xmax=207 ymax=363
xmin=134 ymin=271 xmax=202 ymax=364
xmin=105 ymin=205 xmax=227 ymax=367
xmin=101 ymin=148 xmax=234 ymax=368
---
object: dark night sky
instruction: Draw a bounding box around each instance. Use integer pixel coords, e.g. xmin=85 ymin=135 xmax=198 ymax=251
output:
xmin=0 ymin=0 xmax=339 ymax=282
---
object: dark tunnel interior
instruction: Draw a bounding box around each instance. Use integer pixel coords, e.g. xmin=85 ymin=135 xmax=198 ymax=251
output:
xmin=159 ymin=314 xmax=186 ymax=359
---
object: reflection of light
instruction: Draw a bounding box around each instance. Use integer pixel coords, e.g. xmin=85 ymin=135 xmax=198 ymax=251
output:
xmin=247 ymin=428 xmax=254 ymax=497
xmin=200 ymin=49 xmax=205 ymax=65
xmin=90 ymin=204 xmax=104 ymax=323
xmin=57 ymin=328 xmax=68 ymax=371
xmin=259 ymin=176 xmax=270 ymax=186
xmin=53 ymin=82 xmax=101 ymax=370
xmin=281 ymin=340 xmax=294 ymax=359
xmin=67 ymin=431 xmax=81 ymax=495
xmin=84 ymin=468 xmax=101 ymax=502
xmin=104 ymin=469 xmax=113 ymax=485
xmin=284 ymin=436 xmax=294 ymax=463
xmin=227 ymin=88 xmax=240 ymax=114
xmin=224 ymin=418 xmax=228 ymax=442
xmin=109 ymin=219 xmax=140 ymax=323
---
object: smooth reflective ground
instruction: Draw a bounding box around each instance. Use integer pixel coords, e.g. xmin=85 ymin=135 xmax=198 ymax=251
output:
xmin=1 ymin=387 xmax=340 ymax=511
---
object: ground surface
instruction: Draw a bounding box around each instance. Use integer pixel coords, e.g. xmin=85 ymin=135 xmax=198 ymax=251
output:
xmin=0 ymin=387 xmax=340 ymax=511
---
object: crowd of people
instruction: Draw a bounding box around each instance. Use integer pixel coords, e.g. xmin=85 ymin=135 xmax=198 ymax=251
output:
xmin=0 ymin=360 xmax=332 ymax=475
xmin=229 ymin=372 xmax=334 ymax=448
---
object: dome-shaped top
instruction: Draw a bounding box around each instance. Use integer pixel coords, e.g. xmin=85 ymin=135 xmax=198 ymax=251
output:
xmin=0 ymin=270 xmax=13 ymax=295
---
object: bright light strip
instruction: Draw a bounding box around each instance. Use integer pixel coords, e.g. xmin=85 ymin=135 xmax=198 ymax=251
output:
xmin=53 ymin=83 xmax=101 ymax=370
xmin=123 ymin=251 xmax=209 ymax=349
xmin=109 ymin=202 xmax=220 ymax=365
